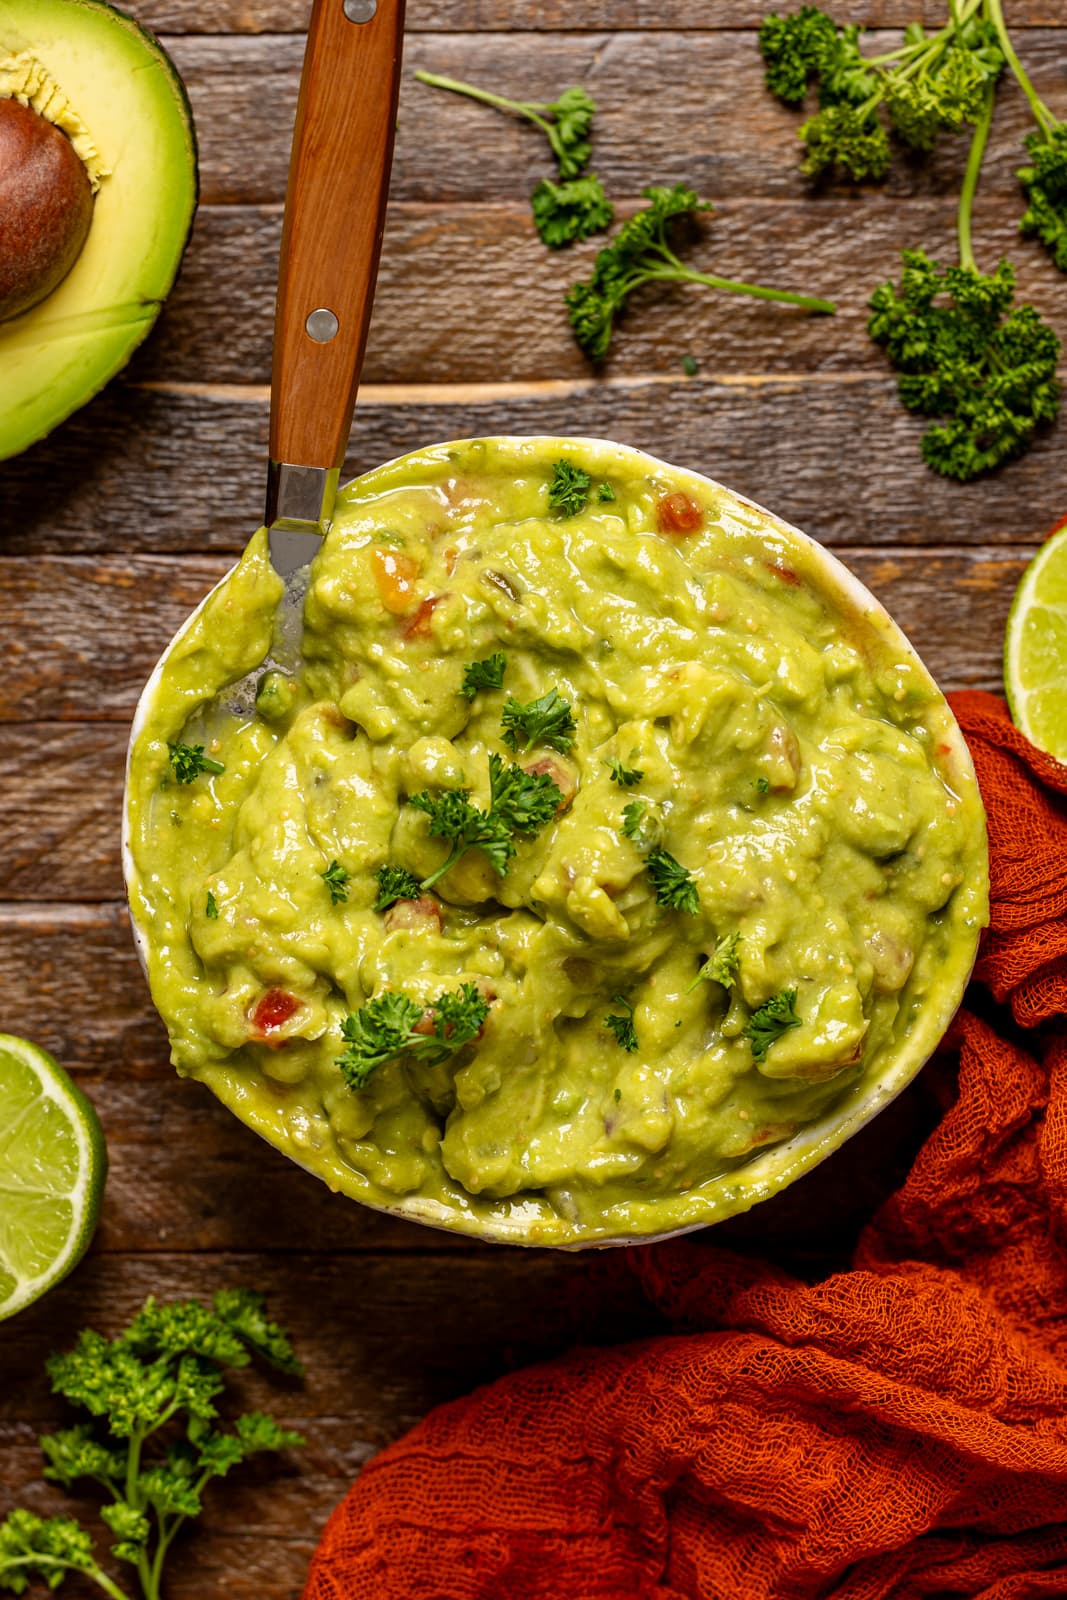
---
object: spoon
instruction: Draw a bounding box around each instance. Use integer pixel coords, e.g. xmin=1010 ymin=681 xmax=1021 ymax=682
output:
xmin=265 ymin=0 xmax=405 ymax=579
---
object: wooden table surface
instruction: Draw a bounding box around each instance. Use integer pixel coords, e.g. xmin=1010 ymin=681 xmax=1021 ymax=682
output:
xmin=2 ymin=0 xmax=1065 ymax=1593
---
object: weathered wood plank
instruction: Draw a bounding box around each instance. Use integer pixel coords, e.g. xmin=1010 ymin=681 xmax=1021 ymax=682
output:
xmin=135 ymin=197 xmax=1067 ymax=389
xmin=0 ymin=1250 xmax=661 ymax=1426
xmin=164 ymin=30 xmax=1067 ymax=206
xmin=138 ymin=0 xmax=1067 ymax=35
xmin=0 ymin=546 xmax=1028 ymax=725
xmin=0 ymin=727 xmax=124 ymax=899
xmin=0 ymin=380 xmax=1058 ymax=556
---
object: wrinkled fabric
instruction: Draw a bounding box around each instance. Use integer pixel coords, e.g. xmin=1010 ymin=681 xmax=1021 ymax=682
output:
xmin=305 ymin=691 xmax=1067 ymax=1600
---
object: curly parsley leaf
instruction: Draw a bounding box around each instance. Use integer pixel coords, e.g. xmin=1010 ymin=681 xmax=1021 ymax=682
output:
xmin=0 ymin=1509 xmax=106 ymax=1594
xmin=758 ymin=5 xmax=841 ymax=104
xmin=547 ymin=459 xmax=592 ymax=518
xmin=867 ymin=250 xmax=1061 ymax=480
xmin=647 ymin=850 xmax=700 ymax=915
xmin=374 ymin=864 xmax=425 ymax=911
xmin=597 ymin=480 xmax=617 ymax=502
xmin=620 ymin=800 xmax=647 ymax=841
xmin=532 ymin=174 xmax=614 ymax=248
xmin=1018 ymin=123 xmax=1067 ymax=271
xmin=167 ymin=741 xmax=224 ymax=784
xmin=501 ymin=687 xmax=577 ymax=754
xmin=606 ymin=756 xmax=644 ymax=787
xmin=409 ymin=755 xmax=563 ymax=886
xmin=566 ymin=184 xmax=834 ymax=362
xmin=461 ymin=652 xmax=507 ymax=699
xmin=746 ymin=988 xmax=802 ymax=1061
xmin=336 ymin=982 xmax=489 ymax=1090
xmin=321 ymin=860 xmax=350 ymax=905
xmin=605 ymin=994 xmax=638 ymax=1053
xmin=689 ymin=931 xmax=742 ymax=993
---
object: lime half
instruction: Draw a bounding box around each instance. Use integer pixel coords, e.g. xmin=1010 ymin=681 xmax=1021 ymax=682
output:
xmin=0 ymin=1034 xmax=107 ymax=1321
xmin=1005 ymin=522 xmax=1067 ymax=764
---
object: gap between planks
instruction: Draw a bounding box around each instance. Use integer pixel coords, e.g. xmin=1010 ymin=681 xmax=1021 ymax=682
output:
xmin=133 ymin=372 xmax=926 ymax=406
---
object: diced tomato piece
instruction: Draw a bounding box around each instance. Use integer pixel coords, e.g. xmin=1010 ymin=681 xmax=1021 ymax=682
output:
xmin=404 ymin=595 xmax=446 ymax=638
xmin=251 ymin=989 xmax=301 ymax=1034
xmin=372 ymin=548 xmax=420 ymax=613
xmin=766 ymin=560 xmax=801 ymax=586
xmin=383 ymin=897 xmax=443 ymax=934
xmin=656 ymin=491 xmax=703 ymax=535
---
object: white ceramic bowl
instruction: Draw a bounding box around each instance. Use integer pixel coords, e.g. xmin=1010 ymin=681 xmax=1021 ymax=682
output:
xmin=123 ymin=436 xmax=988 ymax=1247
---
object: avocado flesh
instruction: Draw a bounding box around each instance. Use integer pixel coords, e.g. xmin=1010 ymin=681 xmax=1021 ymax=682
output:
xmin=0 ymin=0 xmax=197 ymax=460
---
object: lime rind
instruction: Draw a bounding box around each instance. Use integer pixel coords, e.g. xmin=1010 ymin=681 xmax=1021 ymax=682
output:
xmin=0 ymin=1033 xmax=107 ymax=1321
xmin=1005 ymin=524 xmax=1067 ymax=763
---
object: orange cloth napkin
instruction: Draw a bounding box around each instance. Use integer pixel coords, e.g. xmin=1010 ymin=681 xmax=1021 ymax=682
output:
xmin=304 ymin=691 xmax=1067 ymax=1600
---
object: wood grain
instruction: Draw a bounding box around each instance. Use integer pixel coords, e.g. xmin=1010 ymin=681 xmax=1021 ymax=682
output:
xmin=130 ymin=197 xmax=1067 ymax=389
xmin=134 ymin=0 xmax=1067 ymax=34
xmin=0 ymin=380 xmax=1059 ymax=556
xmin=164 ymin=30 xmax=1067 ymax=206
xmin=0 ymin=546 xmax=1029 ymax=725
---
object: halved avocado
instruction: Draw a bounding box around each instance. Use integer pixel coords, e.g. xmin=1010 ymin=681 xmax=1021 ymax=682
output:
xmin=0 ymin=0 xmax=197 ymax=459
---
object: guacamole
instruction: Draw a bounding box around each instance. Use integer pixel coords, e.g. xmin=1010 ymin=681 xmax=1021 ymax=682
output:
xmin=125 ymin=437 xmax=988 ymax=1245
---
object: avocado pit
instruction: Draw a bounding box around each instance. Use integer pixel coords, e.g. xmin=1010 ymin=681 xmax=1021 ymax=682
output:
xmin=0 ymin=95 xmax=93 ymax=322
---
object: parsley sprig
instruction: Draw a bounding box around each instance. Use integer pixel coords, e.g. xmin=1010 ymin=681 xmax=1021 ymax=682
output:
xmin=321 ymin=860 xmax=350 ymax=904
xmin=760 ymin=2 xmax=1064 ymax=477
xmin=605 ymin=994 xmax=638 ymax=1053
xmin=606 ymin=756 xmax=644 ymax=787
xmin=745 ymin=989 xmax=802 ymax=1060
xmin=462 ymin=652 xmax=507 ymax=699
xmin=689 ymin=931 xmax=742 ymax=992
xmin=336 ymin=982 xmax=490 ymax=1090
xmin=759 ymin=2 xmax=1003 ymax=178
xmin=868 ymin=89 xmax=1060 ymax=479
xmin=408 ymin=753 xmax=562 ymax=886
xmin=414 ymin=72 xmax=614 ymax=247
xmin=167 ymin=742 xmax=224 ymax=785
xmin=374 ymin=865 xmax=424 ymax=911
xmin=547 ymin=459 xmax=592 ymax=517
xmin=501 ymin=687 xmax=577 ymax=755
xmin=0 ymin=1292 xmax=302 ymax=1600
xmin=647 ymin=850 xmax=700 ymax=915
xmin=566 ymin=185 xmax=835 ymax=362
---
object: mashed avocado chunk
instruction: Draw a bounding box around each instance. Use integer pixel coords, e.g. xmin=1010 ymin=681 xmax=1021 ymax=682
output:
xmin=125 ymin=437 xmax=988 ymax=1245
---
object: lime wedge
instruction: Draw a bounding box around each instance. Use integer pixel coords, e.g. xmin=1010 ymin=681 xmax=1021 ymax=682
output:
xmin=1005 ymin=522 xmax=1067 ymax=763
xmin=0 ymin=1034 xmax=107 ymax=1321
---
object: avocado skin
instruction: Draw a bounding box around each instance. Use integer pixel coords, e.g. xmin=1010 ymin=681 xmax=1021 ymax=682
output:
xmin=0 ymin=0 xmax=199 ymax=460
xmin=0 ymin=97 xmax=94 ymax=321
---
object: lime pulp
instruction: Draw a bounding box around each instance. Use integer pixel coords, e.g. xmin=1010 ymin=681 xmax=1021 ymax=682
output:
xmin=0 ymin=1033 xmax=107 ymax=1321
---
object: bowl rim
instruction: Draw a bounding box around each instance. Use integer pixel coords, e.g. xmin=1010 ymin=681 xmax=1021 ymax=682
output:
xmin=122 ymin=433 xmax=987 ymax=1249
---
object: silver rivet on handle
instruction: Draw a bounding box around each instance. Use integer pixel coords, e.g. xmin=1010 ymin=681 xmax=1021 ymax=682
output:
xmin=343 ymin=0 xmax=377 ymax=21
xmin=305 ymin=307 xmax=340 ymax=342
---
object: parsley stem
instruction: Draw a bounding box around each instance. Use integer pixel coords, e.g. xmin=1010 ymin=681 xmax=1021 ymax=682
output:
xmin=413 ymin=70 xmax=556 ymax=141
xmin=417 ymin=845 xmax=464 ymax=891
xmin=984 ymin=0 xmax=1056 ymax=137
xmin=957 ymin=83 xmax=995 ymax=273
xmin=634 ymin=253 xmax=835 ymax=314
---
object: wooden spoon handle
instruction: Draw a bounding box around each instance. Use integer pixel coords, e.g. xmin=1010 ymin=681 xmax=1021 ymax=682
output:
xmin=269 ymin=0 xmax=405 ymax=475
